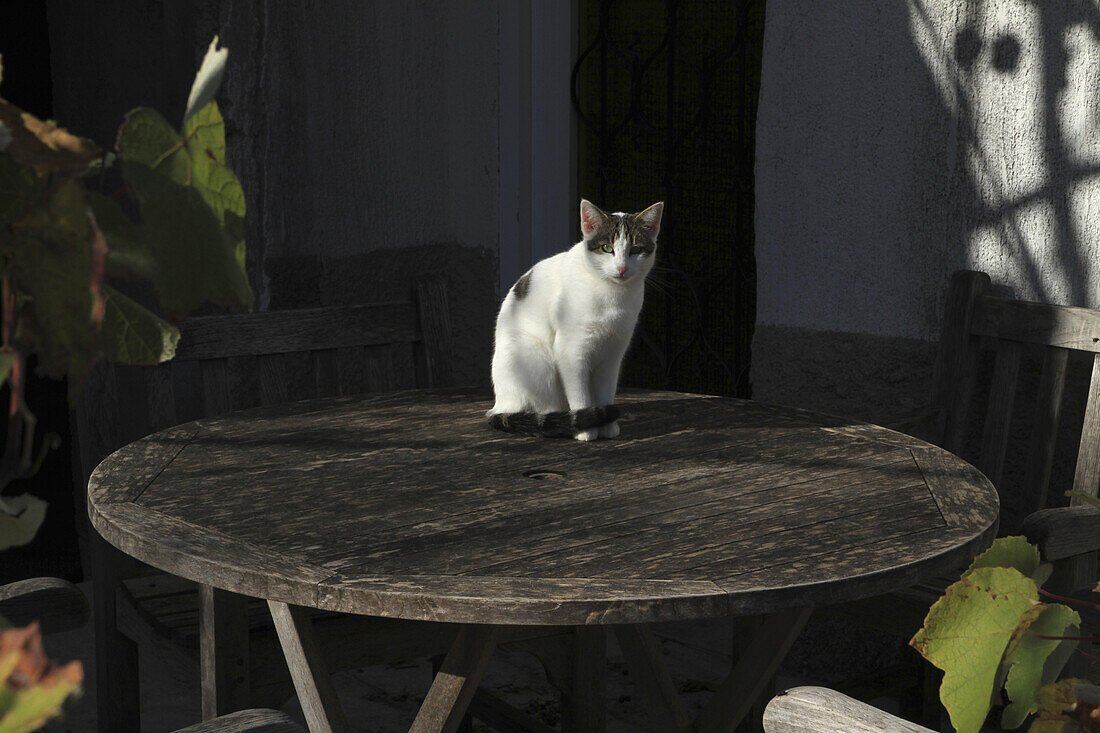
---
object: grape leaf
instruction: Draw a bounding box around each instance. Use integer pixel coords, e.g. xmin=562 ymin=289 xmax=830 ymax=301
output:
xmin=7 ymin=178 xmax=98 ymax=381
xmin=116 ymin=106 xmax=251 ymax=317
xmin=0 ymin=623 xmax=82 ymax=733
xmin=183 ymin=36 xmax=228 ymax=125
xmin=0 ymin=156 xmax=38 ymax=227
xmin=0 ymin=495 xmax=47 ymax=551
xmin=910 ymin=566 xmax=1040 ymax=733
xmin=99 ymin=286 xmax=179 ymax=365
xmin=966 ymin=535 xmax=1042 ymax=580
xmin=0 ymin=100 xmax=100 ymax=177
xmin=1001 ymin=603 xmax=1081 ymax=728
xmin=86 ymin=192 xmax=156 ymax=280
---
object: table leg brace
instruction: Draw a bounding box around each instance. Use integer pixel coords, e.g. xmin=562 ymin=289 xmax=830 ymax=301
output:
xmin=411 ymin=624 xmax=501 ymax=733
xmin=694 ymin=606 xmax=813 ymax=733
xmin=267 ymin=601 xmax=350 ymax=733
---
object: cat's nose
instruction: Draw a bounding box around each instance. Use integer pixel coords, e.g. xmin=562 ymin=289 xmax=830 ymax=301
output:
xmin=616 ymin=265 xmax=627 ymax=276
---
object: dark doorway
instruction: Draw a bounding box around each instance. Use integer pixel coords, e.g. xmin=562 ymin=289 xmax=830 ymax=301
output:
xmin=573 ymin=0 xmax=765 ymax=398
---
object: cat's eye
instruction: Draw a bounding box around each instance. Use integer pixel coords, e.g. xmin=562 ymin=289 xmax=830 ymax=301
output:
xmin=600 ymin=244 xmax=614 ymax=254
xmin=629 ymin=246 xmax=644 ymax=255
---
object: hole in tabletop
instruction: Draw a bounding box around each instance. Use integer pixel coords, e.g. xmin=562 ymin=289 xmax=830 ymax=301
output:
xmin=522 ymin=469 xmax=566 ymax=480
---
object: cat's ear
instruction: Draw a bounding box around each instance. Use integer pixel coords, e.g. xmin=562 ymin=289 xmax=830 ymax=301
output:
xmin=580 ymin=199 xmax=608 ymax=239
xmin=634 ymin=202 xmax=664 ymax=240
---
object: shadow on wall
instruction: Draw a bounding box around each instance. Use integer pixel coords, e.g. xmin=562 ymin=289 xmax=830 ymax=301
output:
xmin=907 ymin=0 xmax=1100 ymax=307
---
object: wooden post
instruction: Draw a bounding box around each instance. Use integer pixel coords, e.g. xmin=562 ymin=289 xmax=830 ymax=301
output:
xmin=561 ymin=626 xmax=606 ymax=733
xmin=200 ymin=585 xmax=251 ymax=719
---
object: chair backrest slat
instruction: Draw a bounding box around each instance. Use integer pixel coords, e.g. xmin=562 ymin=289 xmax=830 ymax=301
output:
xmin=972 ymin=297 xmax=1100 ymax=353
xmin=258 ymin=353 xmax=290 ymax=406
xmin=173 ymin=301 xmax=420 ymax=361
xmin=144 ymin=364 xmax=177 ymax=433
xmin=200 ymin=359 xmax=231 ymax=417
xmin=416 ymin=280 xmax=455 ymax=388
xmin=1071 ymin=352 xmax=1100 ymax=501
xmin=931 ymin=271 xmax=990 ymax=454
xmin=977 ymin=340 xmax=1023 ymax=489
xmin=1022 ymin=346 xmax=1070 ymax=514
xmin=312 ymin=349 xmax=340 ymax=398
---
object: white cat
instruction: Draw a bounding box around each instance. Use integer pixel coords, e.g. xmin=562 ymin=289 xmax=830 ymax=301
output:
xmin=487 ymin=199 xmax=663 ymax=441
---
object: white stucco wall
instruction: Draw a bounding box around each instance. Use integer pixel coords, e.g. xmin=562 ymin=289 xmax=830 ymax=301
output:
xmin=755 ymin=0 xmax=1100 ymax=341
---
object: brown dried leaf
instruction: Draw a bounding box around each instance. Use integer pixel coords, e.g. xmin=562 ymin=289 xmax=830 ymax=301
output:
xmin=0 ymin=99 xmax=101 ymax=176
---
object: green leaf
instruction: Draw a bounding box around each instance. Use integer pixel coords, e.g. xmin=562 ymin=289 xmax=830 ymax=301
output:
xmin=910 ymin=566 xmax=1041 ymax=733
xmin=86 ymin=192 xmax=156 ymax=279
xmin=181 ymin=101 xmax=246 ymax=271
xmin=966 ymin=536 xmax=1042 ymax=581
xmin=7 ymin=178 xmax=98 ymax=381
xmin=0 ymin=351 xmax=13 ymax=387
xmin=0 ymin=494 xmax=47 ymax=550
xmin=116 ymin=107 xmax=251 ymax=317
xmin=100 ymin=286 xmax=179 ymax=365
xmin=1001 ymin=603 xmax=1081 ymax=728
xmin=0 ymin=155 xmax=38 ymax=227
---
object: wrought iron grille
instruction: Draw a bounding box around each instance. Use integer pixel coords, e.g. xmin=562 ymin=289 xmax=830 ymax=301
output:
xmin=572 ymin=0 xmax=765 ymax=397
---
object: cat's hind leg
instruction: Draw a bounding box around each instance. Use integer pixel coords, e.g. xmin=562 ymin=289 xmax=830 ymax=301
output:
xmin=489 ymin=334 xmax=564 ymax=416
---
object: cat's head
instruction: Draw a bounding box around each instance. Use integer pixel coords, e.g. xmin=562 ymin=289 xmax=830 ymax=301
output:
xmin=580 ymin=199 xmax=663 ymax=284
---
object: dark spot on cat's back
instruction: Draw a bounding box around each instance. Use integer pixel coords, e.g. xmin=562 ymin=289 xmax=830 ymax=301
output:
xmin=513 ymin=271 xmax=532 ymax=299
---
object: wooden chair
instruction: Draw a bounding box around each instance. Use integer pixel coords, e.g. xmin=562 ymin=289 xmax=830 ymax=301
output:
xmin=824 ymin=270 xmax=1100 ymax=720
xmin=762 ymin=686 xmax=936 ymax=733
xmin=70 ymin=280 xmax=460 ymax=731
xmin=0 ymin=577 xmax=305 ymax=733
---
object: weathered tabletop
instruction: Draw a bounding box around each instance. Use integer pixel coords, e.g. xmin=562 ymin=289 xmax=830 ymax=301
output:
xmin=89 ymin=389 xmax=999 ymax=732
xmin=88 ymin=389 xmax=997 ymax=627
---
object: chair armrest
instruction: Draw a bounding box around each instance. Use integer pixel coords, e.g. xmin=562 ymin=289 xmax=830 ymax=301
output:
xmin=172 ymin=709 xmax=305 ymax=733
xmin=763 ymin=687 xmax=936 ymax=733
xmin=0 ymin=578 xmax=90 ymax=635
xmin=883 ymin=407 xmax=945 ymax=445
xmin=1022 ymin=506 xmax=1100 ymax=561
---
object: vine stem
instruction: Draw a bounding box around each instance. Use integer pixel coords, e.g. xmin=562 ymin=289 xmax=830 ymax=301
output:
xmin=1025 ymin=632 xmax=1100 ymax=642
xmin=0 ymin=270 xmax=36 ymax=493
xmin=1039 ymin=588 xmax=1100 ymax=612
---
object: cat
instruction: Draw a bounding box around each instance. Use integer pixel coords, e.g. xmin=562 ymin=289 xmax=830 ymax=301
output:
xmin=487 ymin=199 xmax=663 ymax=440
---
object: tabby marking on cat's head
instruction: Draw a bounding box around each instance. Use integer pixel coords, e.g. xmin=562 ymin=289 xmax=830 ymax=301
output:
xmin=579 ymin=200 xmax=664 ymax=283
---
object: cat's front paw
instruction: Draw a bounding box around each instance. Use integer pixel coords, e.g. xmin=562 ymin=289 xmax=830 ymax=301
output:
xmin=573 ymin=428 xmax=600 ymax=442
xmin=598 ymin=420 xmax=620 ymax=439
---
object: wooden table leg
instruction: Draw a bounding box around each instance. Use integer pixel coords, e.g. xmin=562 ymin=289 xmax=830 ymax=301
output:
xmin=694 ymin=607 xmax=813 ymax=733
xmin=200 ymin=585 xmax=250 ymax=719
xmin=268 ymin=601 xmax=350 ymax=733
xmin=613 ymin=624 xmax=692 ymax=732
xmin=411 ymin=624 xmax=501 ymax=733
xmin=561 ymin=626 xmax=607 ymax=733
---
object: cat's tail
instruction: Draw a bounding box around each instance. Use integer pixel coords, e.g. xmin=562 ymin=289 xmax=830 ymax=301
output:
xmin=486 ymin=405 xmax=621 ymax=438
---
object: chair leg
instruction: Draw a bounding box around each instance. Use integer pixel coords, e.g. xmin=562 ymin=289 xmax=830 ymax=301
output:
xmin=200 ymin=585 xmax=251 ymax=719
xmin=91 ymin=535 xmax=140 ymax=732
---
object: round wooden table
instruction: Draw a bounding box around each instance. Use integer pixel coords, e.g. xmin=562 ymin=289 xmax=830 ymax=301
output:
xmin=89 ymin=389 xmax=998 ymax=733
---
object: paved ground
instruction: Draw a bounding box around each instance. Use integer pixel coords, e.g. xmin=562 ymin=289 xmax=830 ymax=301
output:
xmin=38 ymin=582 xmax=928 ymax=732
